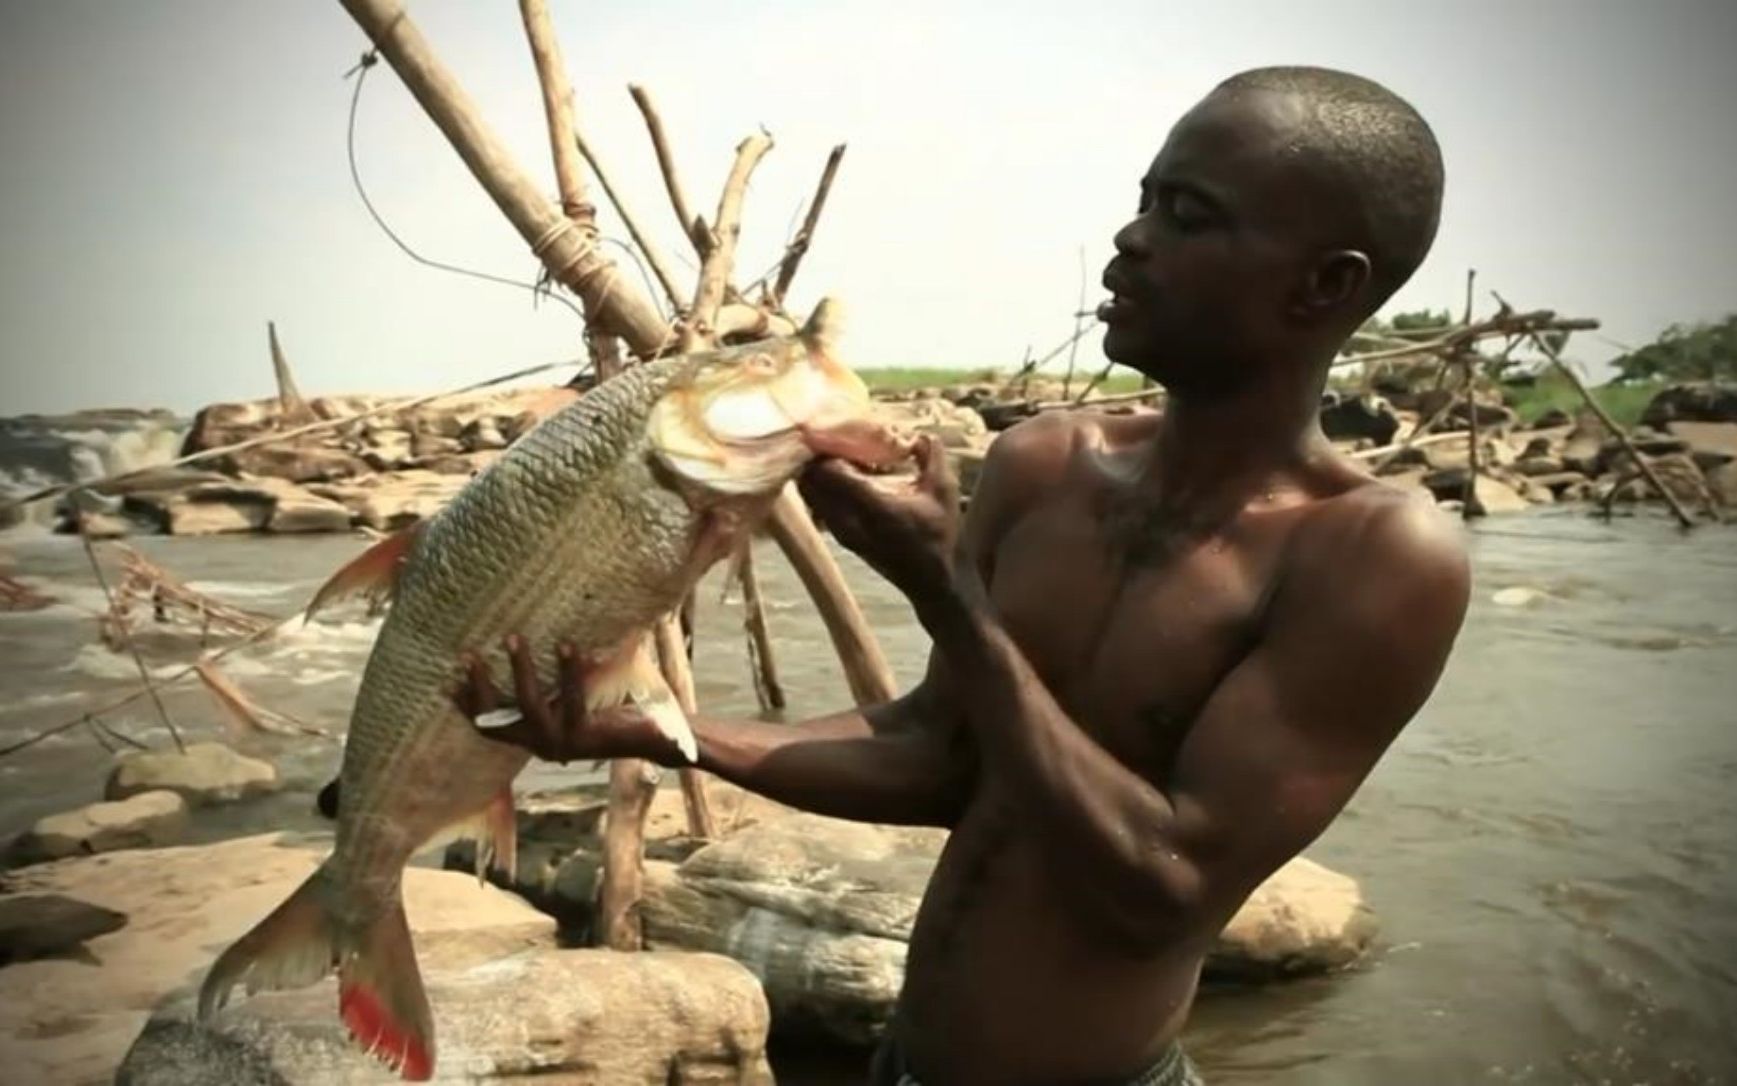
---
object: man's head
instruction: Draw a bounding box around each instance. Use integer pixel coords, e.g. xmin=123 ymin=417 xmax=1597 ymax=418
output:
xmin=1100 ymin=66 xmax=1443 ymax=395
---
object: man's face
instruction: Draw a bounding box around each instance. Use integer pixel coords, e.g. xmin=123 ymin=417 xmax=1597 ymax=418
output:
xmin=1100 ymin=88 xmax=1329 ymax=393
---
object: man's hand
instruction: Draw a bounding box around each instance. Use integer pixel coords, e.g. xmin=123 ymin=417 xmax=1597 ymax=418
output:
xmin=453 ymin=635 xmax=685 ymax=765
xmin=798 ymin=434 xmax=961 ymax=599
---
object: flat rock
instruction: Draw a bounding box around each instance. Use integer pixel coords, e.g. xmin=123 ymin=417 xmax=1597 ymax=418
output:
xmin=0 ymin=833 xmax=556 ymax=1086
xmin=640 ymin=813 xmax=1376 ymax=1045
xmin=0 ymin=893 xmax=128 ymax=965
xmin=311 ymin=471 xmax=469 ymax=530
xmin=119 ymin=949 xmax=772 ymax=1085
xmin=104 ymin=742 xmax=279 ymax=807
xmin=8 ymin=791 xmax=188 ymax=865
xmin=1665 ymin=420 xmax=1737 ymax=470
xmin=162 ymin=497 xmax=271 ymax=536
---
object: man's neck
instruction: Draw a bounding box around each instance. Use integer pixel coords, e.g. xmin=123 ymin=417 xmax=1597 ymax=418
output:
xmin=1137 ymin=364 xmax=1331 ymax=515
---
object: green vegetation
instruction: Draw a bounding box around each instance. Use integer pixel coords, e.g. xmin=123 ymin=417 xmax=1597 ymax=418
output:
xmin=1503 ymin=370 xmax=1658 ymax=429
xmin=1609 ymin=315 xmax=1737 ymax=384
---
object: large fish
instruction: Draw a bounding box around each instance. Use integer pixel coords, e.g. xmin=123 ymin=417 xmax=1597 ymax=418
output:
xmin=196 ymin=300 xmax=905 ymax=1080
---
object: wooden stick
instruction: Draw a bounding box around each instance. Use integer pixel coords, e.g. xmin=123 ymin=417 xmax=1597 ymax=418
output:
xmin=79 ymin=534 xmax=185 ymax=752
xmin=1460 ymin=356 xmax=1484 ymax=519
xmin=1523 ymin=328 xmax=1696 ymax=529
xmin=1063 ymin=247 xmax=1087 ymax=399
xmin=735 ymin=543 xmax=785 ymax=712
xmin=598 ymin=753 xmax=657 ymax=950
xmin=687 ymin=132 xmax=774 ymax=345
xmin=1332 ymin=310 xmax=1598 ymax=369
xmin=654 ymin=614 xmax=715 ymax=839
xmin=571 ymin=130 xmax=685 ymax=310
xmin=628 ymin=83 xmax=707 ymax=254
xmin=518 ymin=0 xmax=592 ymax=226
xmin=268 ymin=322 xmax=318 ymax=425
xmin=338 ymin=0 xmax=668 ymax=354
xmin=764 ymin=486 xmax=896 ymax=704
xmin=770 ymin=144 xmax=846 ymax=308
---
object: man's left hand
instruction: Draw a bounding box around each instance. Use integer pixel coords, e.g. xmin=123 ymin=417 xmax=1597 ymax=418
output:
xmin=798 ymin=434 xmax=961 ymax=600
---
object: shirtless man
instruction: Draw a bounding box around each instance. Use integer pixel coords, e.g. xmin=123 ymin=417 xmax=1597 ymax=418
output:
xmin=461 ymin=66 xmax=1470 ymax=1085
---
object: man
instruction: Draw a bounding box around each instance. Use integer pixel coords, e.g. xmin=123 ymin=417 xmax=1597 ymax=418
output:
xmin=462 ymin=66 xmax=1469 ymax=1086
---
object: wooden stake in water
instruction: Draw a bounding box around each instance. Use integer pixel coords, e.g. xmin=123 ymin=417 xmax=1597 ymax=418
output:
xmin=78 ymin=529 xmax=185 ymax=753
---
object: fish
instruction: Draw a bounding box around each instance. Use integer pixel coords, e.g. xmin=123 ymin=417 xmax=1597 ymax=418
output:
xmin=195 ymin=299 xmax=907 ymax=1080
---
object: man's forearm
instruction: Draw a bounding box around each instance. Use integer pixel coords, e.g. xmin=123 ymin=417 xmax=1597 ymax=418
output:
xmin=690 ymin=704 xmax=969 ymax=828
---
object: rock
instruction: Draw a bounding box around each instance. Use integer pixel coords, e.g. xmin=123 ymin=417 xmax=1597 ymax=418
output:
xmin=1665 ymin=420 xmax=1737 ymax=471
xmin=458 ymin=417 xmax=509 ymax=452
xmin=1514 ymin=455 xmax=1566 ymax=477
xmin=640 ymin=813 xmax=1375 ymax=1046
xmin=1423 ymin=471 xmax=1527 ymax=513
xmin=1526 ymin=471 xmax=1591 ymax=497
xmin=1640 ymin=382 xmax=1737 ymax=428
xmin=0 ymin=894 xmax=128 ymax=965
xmin=876 ymin=398 xmax=989 ymax=449
xmin=410 ymin=432 xmax=466 ymax=459
xmin=104 ymin=742 xmax=279 ymax=806
xmin=220 ymin=444 xmax=370 ymax=483
xmin=1514 ymin=478 xmax=1556 ymax=504
xmin=311 ymin=470 xmax=469 ymax=530
xmin=1209 ymin=856 xmax=1378 ymax=980
xmin=1527 ymin=407 xmax=1571 ymax=429
xmin=67 ymin=510 xmax=134 ymax=539
xmin=408 ymin=450 xmax=501 ymax=477
xmin=1319 ymin=393 xmax=1399 ymax=445
xmin=268 ymin=494 xmax=353 ymax=533
xmin=8 ymin=791 xmax=189 ymax=865
xmin=1445 ymin=398 xmax=1518 ymax=431
xmin=0 ymin=834 xmax=559 ymax=1086
xmin=1707 ymin=462 xmax=1737 ymax=508
xmin=118 ymin=949 xmax=772 ymax=1085
xmin=160 ymin=495 xmax=272 ymax=535
xmin=1372 ymin=445 xmax=1433 ymax=474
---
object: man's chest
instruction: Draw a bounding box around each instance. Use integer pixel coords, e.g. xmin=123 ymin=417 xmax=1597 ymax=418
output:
xmin=985 ymin=501 xmax=1290 ymax=766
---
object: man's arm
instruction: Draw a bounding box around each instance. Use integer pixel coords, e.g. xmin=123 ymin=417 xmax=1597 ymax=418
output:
xmin=917 ymin=492 xmax=1469 ymax=948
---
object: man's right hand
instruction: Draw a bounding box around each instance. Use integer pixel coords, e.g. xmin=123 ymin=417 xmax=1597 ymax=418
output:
xmin=452 ymin=635 xmax=685 ymax=766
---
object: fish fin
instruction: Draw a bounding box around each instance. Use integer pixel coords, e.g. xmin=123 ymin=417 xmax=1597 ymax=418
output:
xmin=338 ymin=898 xmax=435 ymax=1081
xmin=621 ymin=646 xmax=698 ymax=765
xmin=198 ymin=863 xmax=339 ymax=1020
xmin=418 ymin=788 xmax=517 ymax=884
xmin=304 ymin=523 xmax=424 ymax=622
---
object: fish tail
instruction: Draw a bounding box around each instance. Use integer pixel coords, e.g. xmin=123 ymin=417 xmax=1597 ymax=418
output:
xmin=197 ymin=861 xmax=340 ymax=1020
xmin=338 ymin=895 xmax=435 ymax=1081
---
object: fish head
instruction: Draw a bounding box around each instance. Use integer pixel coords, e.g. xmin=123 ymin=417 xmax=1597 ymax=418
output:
xmin=648 ymin=297 xmax=912 ymax=496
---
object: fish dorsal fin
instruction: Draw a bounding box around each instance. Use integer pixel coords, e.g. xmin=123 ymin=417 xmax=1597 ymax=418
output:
xmin=304 ymin=523 xmax=424 ymax=622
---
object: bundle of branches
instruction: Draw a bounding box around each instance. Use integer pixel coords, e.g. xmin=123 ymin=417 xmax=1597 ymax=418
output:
xmin=0 ymin=573 xmax=53 ymax=613
xmin=98 ymin=543 xmax=275 ymax=651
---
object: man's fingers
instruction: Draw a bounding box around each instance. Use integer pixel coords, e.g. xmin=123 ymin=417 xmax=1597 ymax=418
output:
xmin=915 ymin=434 xmax=957 ymax=502
xmin=555 ymin=643 xmax=586 ymax=758
xmin=455 ymin=653 xmax=497 ymax=717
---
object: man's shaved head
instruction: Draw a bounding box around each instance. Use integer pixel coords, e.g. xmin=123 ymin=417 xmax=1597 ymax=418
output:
xmin=1214 ymin=66 xmax=1444 ymax=309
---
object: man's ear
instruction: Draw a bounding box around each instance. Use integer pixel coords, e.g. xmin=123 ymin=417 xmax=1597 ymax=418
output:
xmin=1292 ymin=249 xmax=1372 ymax=323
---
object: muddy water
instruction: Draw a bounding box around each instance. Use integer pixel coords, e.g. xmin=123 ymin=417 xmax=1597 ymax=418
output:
xmin=2 ymin=509 xmax=1734 ymax=1083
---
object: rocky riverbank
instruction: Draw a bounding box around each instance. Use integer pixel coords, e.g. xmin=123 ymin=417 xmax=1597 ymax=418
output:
xmin=0 ymin=745 xmax=1376 ymax=1083
xmin=14 ymin=378 xmax=1732 ymax=543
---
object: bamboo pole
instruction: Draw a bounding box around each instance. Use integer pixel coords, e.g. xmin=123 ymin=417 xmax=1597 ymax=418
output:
xmin=338 ymin=0 xmax=669 ymax=355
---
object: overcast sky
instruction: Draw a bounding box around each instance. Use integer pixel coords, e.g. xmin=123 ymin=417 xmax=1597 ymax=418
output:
xmin=1 ymin=0 xmax=1733 ymax=415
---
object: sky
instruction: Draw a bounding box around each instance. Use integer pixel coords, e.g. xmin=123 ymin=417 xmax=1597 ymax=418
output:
xmin=1 ymin=0 xmax=1734 ymax=416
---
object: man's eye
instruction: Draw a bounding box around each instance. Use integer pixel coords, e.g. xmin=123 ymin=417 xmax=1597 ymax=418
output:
xmin=1164 ymin=188 xmax=1212 ymax=228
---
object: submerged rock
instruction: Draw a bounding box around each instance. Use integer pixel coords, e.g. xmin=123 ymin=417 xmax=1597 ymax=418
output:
xmin=7 ymin=790 xmax=188 ymax=865
xmin=1209 ymin=856 xmax=1379 ymax=980
xmin=104 ymin=742 xmax=279 ymax=807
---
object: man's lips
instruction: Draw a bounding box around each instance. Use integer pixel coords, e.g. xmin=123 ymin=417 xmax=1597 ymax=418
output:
xmin=1100 ymin=265 xmax=1137 ymax=324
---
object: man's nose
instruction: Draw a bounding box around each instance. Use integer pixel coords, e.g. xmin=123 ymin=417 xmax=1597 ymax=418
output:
xmin=1111 ymin=216 xmax=1148 ymax=258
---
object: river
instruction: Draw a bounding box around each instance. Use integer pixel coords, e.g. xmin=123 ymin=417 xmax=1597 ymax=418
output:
xmin=1 ymin=509 xmax=1734 ymax=1084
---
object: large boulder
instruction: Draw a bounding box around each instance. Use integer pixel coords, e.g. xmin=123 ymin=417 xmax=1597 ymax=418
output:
xmin=104 ymin=742 xmax=279 ymax=807
xmin=7 ymin=791 xmax=188 ymax=865
xmin=118 ymin=950 xmax=772 ymax=1085
xmin=1319 ymin=393 xmax=1399 ymax=445
xmin=0 ymin=834 xmax=559 ymax=1086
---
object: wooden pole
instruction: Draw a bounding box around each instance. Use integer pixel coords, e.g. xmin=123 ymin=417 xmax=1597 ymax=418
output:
xmin=655 ymin=614 xmax=715 ymax=838
xmin=572 ymin=130 xmax=685 ymax=311
xmin=267 ymin=322 xmax=317 ymax=425
xmin=685 ymin=132 xmax=773 ymax=346
xmin=764 ymin=486 xmax=897 ymax=704
xmin=1460 ymin=355 xmax=1485 ymax=519
xmin=338 ymin=0 xmax=670 ymax=356
xmin=598 ymin=752 xmax=658 ymax=949
xmin=628 ymin=84 xmax=708 ymax=254
xmin=735 ymin=543 xmax=786 ymax=712
xmin=769 ymin=144 xmax=846 ymax=308
xmin=78 ymin=534 xmax=185 ymax=753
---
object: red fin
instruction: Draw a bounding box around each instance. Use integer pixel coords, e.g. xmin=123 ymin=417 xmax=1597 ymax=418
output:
xmin=305 ymin=522 xmax=424 ymax=622
xmin=338 ymin=901 xmax=434 ymax=1080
